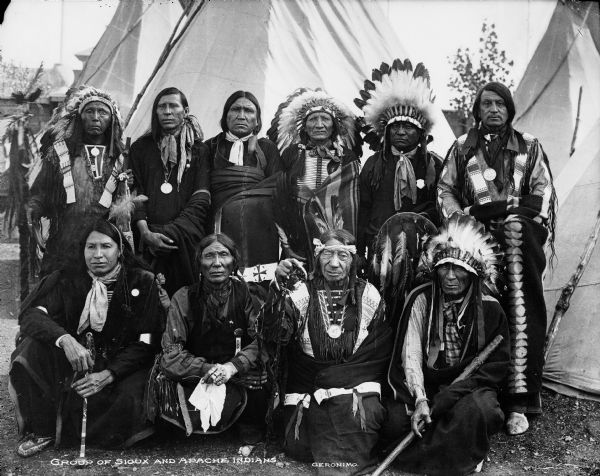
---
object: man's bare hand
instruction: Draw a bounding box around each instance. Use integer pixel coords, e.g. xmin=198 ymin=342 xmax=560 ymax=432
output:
xmin=72 ymin=370 xmax=114 ymax=398
xmin=411 ymin=400 xmax=432 ymax=438
xmin=59 ymin=335 xmax=94 ymax=373
xmin=275 ymin=258 xmax=306 ymax=284
xmin=142 ymin=231 xmax=178 ymax=255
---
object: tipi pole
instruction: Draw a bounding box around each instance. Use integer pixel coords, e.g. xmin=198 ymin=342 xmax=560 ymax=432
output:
xmin=124 ymin=0 xmax=207 ymax=128
xmin=569 ymin=86 xmax=583 ymax=156
xmin=545 ymin=209 xmax=600 ymax=361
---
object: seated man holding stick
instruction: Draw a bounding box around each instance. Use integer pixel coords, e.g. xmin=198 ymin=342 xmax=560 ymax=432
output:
xmin=382 ymin=214 xmax=510 ymax=476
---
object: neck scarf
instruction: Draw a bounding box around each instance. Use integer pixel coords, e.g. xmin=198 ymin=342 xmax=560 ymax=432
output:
xmin=306 ymin=140 xmax=339 ymax=162
xmin=77 ymin=263 xmax=122 ymax=334
xmin=200 ymin=277 xmax=233 ymax=327
xmin=392 ymin=145 xmax=419 ymax=208
xmin=159 ymin=115 xmax=203 ymax=191
xmin=225 ymin=131 xmax=253 ymax=166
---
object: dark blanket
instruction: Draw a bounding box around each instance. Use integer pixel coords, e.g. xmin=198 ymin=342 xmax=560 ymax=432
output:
xmin=211 ymin=166 xmax=280 ymax=268
xmin=130 ymin=135 xmax=211 ymax=297
xmin=10 ymin=267 xmax=165 ymax=447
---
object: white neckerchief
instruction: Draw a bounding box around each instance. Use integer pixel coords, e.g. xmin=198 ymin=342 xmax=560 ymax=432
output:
xmin=77 ymin=263 xmax=122 ymax=335
xmin=225 ymin=131 xmax=253 ymax=166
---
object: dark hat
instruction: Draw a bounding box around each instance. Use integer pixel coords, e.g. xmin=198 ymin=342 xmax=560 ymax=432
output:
xmin=472 ymin=82 xmax=515 ymax=124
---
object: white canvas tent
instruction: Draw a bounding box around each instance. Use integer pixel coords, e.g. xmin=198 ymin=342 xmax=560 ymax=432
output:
xmin=513 ymin=0 xmax=600 ymax=400
xmin=123 ymin=0 xmax=455 ymax=156
xmin=72 ymin=0 xmax=182 ymax=117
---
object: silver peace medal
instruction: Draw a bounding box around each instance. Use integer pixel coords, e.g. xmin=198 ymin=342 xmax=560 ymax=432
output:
xmin=161 ymin=182 xmax=173 ymax=194
xmin=327 ymin=324 xmax=342 ymax=339
xmin=416 ymin=179 xmax=425 ymax=189
xmin=483 ymin=168 xmax=497 ymax=181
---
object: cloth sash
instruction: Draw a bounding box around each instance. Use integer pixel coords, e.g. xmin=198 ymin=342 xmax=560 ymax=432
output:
xmin=225 ymin=132 xmax=253 ymax=166
xmin=54 ymin=139 xmax=125 ymax=207
xmin=77 ymin=264 xmax=122 ymax=334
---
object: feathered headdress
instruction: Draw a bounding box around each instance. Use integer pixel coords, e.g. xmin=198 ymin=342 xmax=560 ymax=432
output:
xmin=422 ymin=214 xmax=502 ymax=293
xmin=267 ymin=88 xmax=359 ymax=154
xmin=41 ymin=85 xmax=124 ymax=158
xmin=355 ymin=59 xmax=436 ymax=150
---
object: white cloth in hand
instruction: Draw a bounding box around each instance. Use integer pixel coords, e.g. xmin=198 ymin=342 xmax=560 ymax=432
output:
xmin=188 ymin=381 xmax=227 ymax=432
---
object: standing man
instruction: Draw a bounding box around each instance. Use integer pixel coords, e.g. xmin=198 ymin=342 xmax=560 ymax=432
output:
xmin=268 ymin=87 xmax=361 ymax=268
xmin=204 ymin=91 xmax=282 ymax=286
xmin=438 ymin=81 xmax=557 ymax=435
xmin=355 ymin=59 xmax=443 ymax=257
xmin=30 ymin=86 xmax=127 ymax=275
xmin=130 ymin=87 xmax=210 ymax=296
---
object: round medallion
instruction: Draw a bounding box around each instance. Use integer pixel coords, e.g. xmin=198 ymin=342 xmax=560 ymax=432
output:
xmin=327 ymin=324 xmax=342 ymax=339
xmin=131 ymin=288 xmax=140 ymax=297
xmin=160 ymin=182 xmax=173 ymax=194
xmin=483 ymin=168 xmax=497 ymax=181
xmin=90 ymin=146 xmax=100 ymax=157
xmin=416 ymin=179 xmax=425 ymax=189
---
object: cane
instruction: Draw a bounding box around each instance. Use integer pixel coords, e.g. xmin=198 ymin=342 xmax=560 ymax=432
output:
xmin=77 ymin=332 xmax=95 ymax=463
xmin=372 ymin=334 xmax=504 ymax=476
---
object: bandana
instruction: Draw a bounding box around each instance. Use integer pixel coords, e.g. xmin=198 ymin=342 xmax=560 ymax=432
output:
xmin=313 ymin=238 xmax=357 ymax=257
xmin=390 ymin=145 xmax=437 ymax=210
xmin=392 ymin=145 xmax=418 ymax=207
xmin=159 ymin=115 xmax=202 ymax=190
xmin=77 ymin=263 xmax=122 ymax=334
xmin=225 ymin=131 xmax=253 ymax=166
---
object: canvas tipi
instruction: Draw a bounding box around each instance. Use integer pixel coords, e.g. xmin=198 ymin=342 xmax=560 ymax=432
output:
xmin=72 ymin=0 xmax=182 ymax=117
xmin=123 ymin=0 xmax=456 ymax=156
xmin=513 ymin=0 xmax=600 ymax=400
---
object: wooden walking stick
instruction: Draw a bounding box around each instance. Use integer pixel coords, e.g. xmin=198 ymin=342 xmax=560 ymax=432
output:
xmin=76 ymin=332 xmax=95 ymax=463
xmin=372 ymin=334 xmax=504 ymax=476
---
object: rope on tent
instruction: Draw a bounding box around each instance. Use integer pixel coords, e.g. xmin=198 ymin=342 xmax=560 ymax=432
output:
xmin=544 ymin=209 xmax=600 ymax=361
xmin=569 ymin=86 xmax=583 ymax=156
xmin=123 ymin=0 xmax=207 ymax=129
xmin=513 ymin=2 xmax=592 ymax=124
xmin=77 ymin=3 xmax=156 ymax=86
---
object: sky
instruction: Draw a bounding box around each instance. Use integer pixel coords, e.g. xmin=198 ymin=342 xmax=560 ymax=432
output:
xmin=0 ymin=0 xmax=557 ymax=108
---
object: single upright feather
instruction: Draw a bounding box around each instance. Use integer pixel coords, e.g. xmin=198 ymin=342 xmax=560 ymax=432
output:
xmin=392 ymin=231 xmax=409 ymax=296
xmin=380 ymin=234 xmax=393 ymax=294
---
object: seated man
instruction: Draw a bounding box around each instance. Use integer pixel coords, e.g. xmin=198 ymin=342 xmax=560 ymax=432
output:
xmin=383 ymin=214 xmax=509 ymax=476
xmin=147 ymin=233 xmax=267 ymax=445
xmin=10 ymin=219 xmax=165 ymax=456
xmin=262 ymin=229 xmax=393 ymax=475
